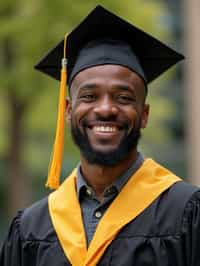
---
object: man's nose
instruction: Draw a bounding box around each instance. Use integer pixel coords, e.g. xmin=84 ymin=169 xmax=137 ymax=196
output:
xmin=93 ymin=96 xmax=118 ymax=118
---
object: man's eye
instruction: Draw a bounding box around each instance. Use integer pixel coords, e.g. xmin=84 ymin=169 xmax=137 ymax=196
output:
xmin=117 ymin=95 xmax=135 ymax=103
xmin=80 ymin=94 xmax=96 ymax=101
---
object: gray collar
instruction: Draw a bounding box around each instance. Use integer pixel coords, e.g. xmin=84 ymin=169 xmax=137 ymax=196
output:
xmin=76 ymin=152 xmax=144 ymax=200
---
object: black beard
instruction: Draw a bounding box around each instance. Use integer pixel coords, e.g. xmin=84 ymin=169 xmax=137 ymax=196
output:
xmin=70 ymin=118 xmax=141 ymax=166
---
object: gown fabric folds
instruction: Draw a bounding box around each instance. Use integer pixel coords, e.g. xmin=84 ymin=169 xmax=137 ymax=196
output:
xmin=1 ymin=181 xmax=200 ymax=265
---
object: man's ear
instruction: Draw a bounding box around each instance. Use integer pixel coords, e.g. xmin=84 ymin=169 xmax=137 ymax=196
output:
xmin=65 ymin=98 xmax=72 ymax=124
xmin=141 ymin=104 xmax=150 ymax=129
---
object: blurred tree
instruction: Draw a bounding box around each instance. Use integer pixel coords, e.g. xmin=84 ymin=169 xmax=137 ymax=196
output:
xmin=0 ymin=0 xmax=175 ymax=234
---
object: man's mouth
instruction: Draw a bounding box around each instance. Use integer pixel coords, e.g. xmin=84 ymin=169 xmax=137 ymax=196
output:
xmin=93 ymin=125 xmax=118 ymax=133
xmin=85 ymin=122 xmax=125 ymax=135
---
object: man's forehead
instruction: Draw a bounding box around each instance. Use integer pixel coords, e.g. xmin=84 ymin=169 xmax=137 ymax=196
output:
xmin=70 ymin=64 xmax=146 ymax=98
xmin=73 ymin=64 xmax=144 ymax=85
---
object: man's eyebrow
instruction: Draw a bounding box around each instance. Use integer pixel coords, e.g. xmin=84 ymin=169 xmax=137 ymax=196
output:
xmin=78 ymin=83 xmax=98 ymax=90
xmin=113 ymin=84 xmax=136 ymax=95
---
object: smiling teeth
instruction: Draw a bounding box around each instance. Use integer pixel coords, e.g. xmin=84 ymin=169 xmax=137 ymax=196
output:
xmin=94 ymin=126 xmax=117 ymax=132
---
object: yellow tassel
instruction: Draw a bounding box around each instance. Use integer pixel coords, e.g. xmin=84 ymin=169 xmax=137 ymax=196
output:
xmin=46 ymin=35 xmax=68 ymax=189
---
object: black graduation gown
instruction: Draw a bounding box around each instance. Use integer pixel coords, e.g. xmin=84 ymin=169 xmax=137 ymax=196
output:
xmin=1 ymin=181 xmax=200 ymax=266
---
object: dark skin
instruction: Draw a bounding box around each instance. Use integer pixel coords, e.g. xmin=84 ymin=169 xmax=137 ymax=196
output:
xmin=66 ymin=65 xmax=149 ymax=199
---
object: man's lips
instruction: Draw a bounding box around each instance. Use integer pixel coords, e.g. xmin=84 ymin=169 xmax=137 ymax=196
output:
xmin=86 ymin=121 xmax=124 ymax=130
xmin=82 ymin=122 xmax=128 ymax=139
xmin=92 ymin=125 xmax=118 ymax=133
xmin=80 ymin=119 xmax=131 ymax=138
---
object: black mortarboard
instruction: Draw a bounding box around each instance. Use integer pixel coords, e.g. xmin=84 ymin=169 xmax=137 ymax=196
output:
xmin=35 ymin=5 xmax=184 ymax=87
xmin=35 ymin=6 xmax=184 ymax=190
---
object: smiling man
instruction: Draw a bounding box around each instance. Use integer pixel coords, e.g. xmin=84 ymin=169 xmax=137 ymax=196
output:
xmin=1 ymin=5 xmax=200 ymax=266
xmin=70 ymin=64 xmax=147 ymax=167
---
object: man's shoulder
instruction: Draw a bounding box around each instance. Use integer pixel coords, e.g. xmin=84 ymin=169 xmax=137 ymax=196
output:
xmin=127 ymin=180 xmax=200 ymax=236
xmin=19 ymin=196 xmax=56 ymax=241
xmin=166 ymin=180 xmax=200 ymax=201
xmin=21 ymin=196 xmax=49 ymax=224
xmin=156 ymin=181 xmax=200 ymax=228
xmin=168 ymin=180 xmax=200 ymax=213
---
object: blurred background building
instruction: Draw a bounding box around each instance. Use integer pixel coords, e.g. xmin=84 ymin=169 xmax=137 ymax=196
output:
xmin=0 ymin=0 xmax=199 ymax=243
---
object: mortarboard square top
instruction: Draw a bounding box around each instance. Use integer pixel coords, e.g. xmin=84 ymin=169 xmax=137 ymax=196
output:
xmin=35 ymin=5 xmax=184 ymax=86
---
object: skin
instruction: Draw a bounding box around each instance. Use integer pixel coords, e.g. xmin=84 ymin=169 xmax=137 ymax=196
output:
xmin=66 ymin=64 xmax=149 ymax=199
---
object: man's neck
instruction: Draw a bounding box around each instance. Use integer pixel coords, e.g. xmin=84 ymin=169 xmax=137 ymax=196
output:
xmin=80 ymin=150 xmax=138 ymax=198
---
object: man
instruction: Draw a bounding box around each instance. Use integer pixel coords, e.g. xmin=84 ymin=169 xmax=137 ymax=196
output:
xmin=1 ymin=5 xmax=200 ymax=266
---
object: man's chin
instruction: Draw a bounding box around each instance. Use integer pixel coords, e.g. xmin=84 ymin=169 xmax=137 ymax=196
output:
xmin=81 ymin=150 xmax=124 ymax=166
xmin=88 ymin=145 xmax=121 ymax=155
xmin=80 ymin=143 xmax=134 ymax=166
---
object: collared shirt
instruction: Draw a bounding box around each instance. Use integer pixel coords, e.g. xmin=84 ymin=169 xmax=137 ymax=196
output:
xmin=76 ymin=152 xmax=144 ymax=246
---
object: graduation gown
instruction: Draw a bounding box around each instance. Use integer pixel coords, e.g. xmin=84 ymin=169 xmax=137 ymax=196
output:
xmin=1 ymin=159 xmax=200 ymax=266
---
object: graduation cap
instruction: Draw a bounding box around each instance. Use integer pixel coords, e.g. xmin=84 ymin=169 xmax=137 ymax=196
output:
xmin=35 ymin=5 xmax=184 ymax=189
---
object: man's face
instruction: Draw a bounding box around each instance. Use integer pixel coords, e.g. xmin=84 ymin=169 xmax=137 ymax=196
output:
xmin=67 ymin=65 xmax=149 ymax=166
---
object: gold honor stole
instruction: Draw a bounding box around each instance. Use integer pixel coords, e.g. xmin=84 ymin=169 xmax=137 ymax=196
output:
xmin=48 ymin=159 xmax=181 ymax=266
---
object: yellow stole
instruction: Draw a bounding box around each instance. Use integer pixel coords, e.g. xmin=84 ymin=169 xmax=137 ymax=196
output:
xmin=48 ymin=159 xmax=181 ymax=266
